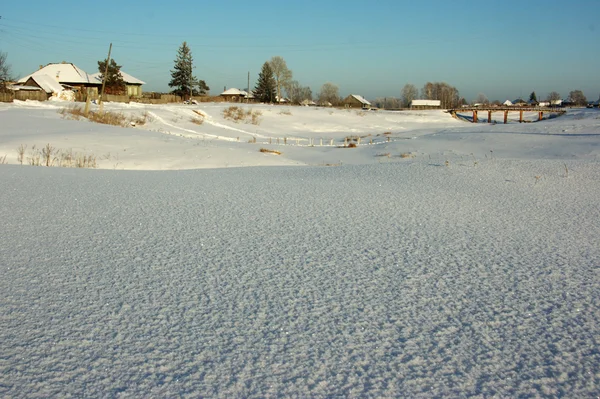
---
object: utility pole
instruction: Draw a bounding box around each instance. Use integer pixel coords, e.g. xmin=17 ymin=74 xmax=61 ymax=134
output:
xmin=247 ymin=71 xmax=250 ymax=103
xmin=99 ymin=43 xmax=112 ymax=113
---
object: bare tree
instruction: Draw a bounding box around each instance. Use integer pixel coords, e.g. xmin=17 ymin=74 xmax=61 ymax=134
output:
xmin=421 ymin=82 xmax=434 ymax=100
xmin=317 ymin=82 xmax=340 ymax=105
xmin=547 ymin=91 xmax=561 ymax=105
xmin=269 ymin=56 xmax=292 ymax=102
xmin=475 ymin=93 xmax=489 ymax=105
xmin=0 ymin=51 xmax=13 ymax=83
xmin=401 ymin=84 xmax=418 ymax=108
xmin=420 ymin=82 xmax=460 ymax=108
xmin=374 ymin=97 xmax=400 ymax=109
xmin=285 ymin=80 xmax=312 ymax=104
xmin=568 ymin=90 xmax=587 ymax=106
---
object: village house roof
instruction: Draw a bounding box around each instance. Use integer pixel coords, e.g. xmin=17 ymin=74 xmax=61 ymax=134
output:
xmin=349 ymin=94 xmax=371 ymax=106
xmin=220 ymin=88 xmax=247 ymax=96
xmin=25 ymin=75 xmax=64 ymax=94
xmin=18 ymin=63 xmax=97 ymax=85
xmin=90 ymin=71 xmax=146 ymax=85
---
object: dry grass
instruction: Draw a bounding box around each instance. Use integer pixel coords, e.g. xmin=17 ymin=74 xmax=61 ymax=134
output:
xmin=376 ymin=153 xmax=391 ymax=158
xmin=17 ymin=144 xmax=26 ymax=165
xmin=259 ymin=148 xmax=282 ymax=155
xmin=222 ymin=106 xmax=262 ymax=125
xmin=59 ymin=106 xmax=151 ymax=127
xmin=59 ymin=106 xmax=131 ymax=127
xmin=278 ymin=109 xmax=292 ymax=116
xmin=130 ymin=111 xmax=151 ymax=126
xmin=347 ymin=142 xmax=357 ymax=148
xmin=191 ymin=116 xmax=204 ymax=125
xmin=399 ymin=152 xmax=415 ymax=158
xmin=0 ymin=154 xmax=7 ymax=164
xmin=22 ymin=144 xmax=97 ymax=168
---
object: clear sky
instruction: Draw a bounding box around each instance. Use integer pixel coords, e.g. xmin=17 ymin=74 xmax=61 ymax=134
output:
xmin=1 ymin=0 xmax=599 ymax=102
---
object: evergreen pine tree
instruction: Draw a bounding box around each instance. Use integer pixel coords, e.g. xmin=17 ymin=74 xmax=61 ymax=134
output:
xmin=169 ymin=42 xmax=195 ymax=98
xmin=254 ymin=62 xmax=276 ymax=103
xmin=529 ymin=91 xmax=538 ymax=103
xmin=97 ymin=58 xmax=125 ymax=95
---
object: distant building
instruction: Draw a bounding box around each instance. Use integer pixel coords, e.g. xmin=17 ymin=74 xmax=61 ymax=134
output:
xmin=503 ymin=100 xmax=513 ymax=106
xmin=411 ymin=99 xmax=441 ymax=108
xmin=343 ymin=94 xmax=371 ymax=109
xmin=18 ymin=62 xmax=100 ymax=98
xmin=220 ymin=88 xmax=248 ymax=102
xmin=91 ymin=71 xmax=146 ymax=97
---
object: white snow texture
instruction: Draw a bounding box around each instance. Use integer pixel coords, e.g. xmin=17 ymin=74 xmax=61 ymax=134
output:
xmin=1 ymin=102 xmax=599 ymax=397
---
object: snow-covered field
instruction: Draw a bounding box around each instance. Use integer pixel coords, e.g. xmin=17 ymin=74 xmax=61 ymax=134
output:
xmin=1 ymin=101 xmax=599 ymax=397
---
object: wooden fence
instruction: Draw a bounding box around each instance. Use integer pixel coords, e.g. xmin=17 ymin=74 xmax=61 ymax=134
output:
xmin=15 ymin=91 xmax=48 ymax=102
xmin=0 ymin=92 xmax=13 ymax=102
xmin=104 ymin=94 xmax=130 ymax=103
xmin=0 ymin=91 xmax=48 ymax=102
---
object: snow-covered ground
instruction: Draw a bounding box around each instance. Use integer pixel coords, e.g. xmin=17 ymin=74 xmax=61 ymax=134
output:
xmin=1 ymin=101 xmax=599 ymax=397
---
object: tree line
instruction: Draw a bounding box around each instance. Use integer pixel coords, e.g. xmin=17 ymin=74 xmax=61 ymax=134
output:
xmin=1 ymin=47 xmax=597 ymax=107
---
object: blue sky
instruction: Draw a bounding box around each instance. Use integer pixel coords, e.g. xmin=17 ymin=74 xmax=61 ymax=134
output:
xmin=1 ymin=0 xmax=599 ymax=102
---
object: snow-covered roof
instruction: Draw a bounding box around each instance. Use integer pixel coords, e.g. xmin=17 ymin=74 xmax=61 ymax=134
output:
xmin=90 ymin=71 xmax=145 ymax=85
xmin=220 ymin=88 xmax=247 ymax=96
xmin=18 ymin=63 xmax=97 ymax=85
xmin=349 ymin=94 xmax=371 ymax=106
xmin=503 ymin=100 xmax=513 ymax=106
xmin=25 ymin=74 xmax=64 ymax=94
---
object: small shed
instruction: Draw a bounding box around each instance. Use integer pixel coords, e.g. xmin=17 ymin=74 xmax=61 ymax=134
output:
xmin=343 ymin=94 xmax=371 ymax=109
xmin=503 ymin=100 xmax=513 ymax=106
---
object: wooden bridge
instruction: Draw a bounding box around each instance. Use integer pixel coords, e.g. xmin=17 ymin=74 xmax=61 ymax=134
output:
xmin=447 ymin=107 xmax=566 ymax=123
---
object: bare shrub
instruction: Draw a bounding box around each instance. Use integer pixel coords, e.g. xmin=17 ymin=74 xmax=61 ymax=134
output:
xmin=130 ymin=111 xmax=150 ymax=126
xmin=88 ymin=110 xmax=128 ymax=127
xmin=278 ymin=109 xmax=292 ymax=116
xmin=222 ymin=106 xmax=262 ymax=125
xmin=250 ymin=110 xmax=262 ymax=125
xmin=191 ymin=116 xmax=204 ymax=125
xmin=17 ymin=144 xmax=26 ymax=165
xmin=399 ymin=152 xmax=415 ymax=158
xmin=58 ymin=107 xmax=129 ymax=127
xmin=28 ymin=145 xmax=41 ymax=166
xmin=76 ymin=154 xmax=97 ymax=168
xmin=0 ymin=154 xmax=7 ymax=164
xmin=42 ymin=143 xmax=56 ymax=166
